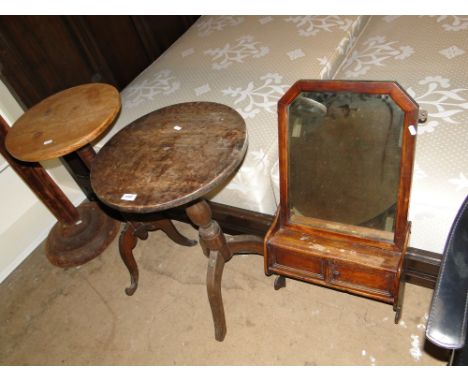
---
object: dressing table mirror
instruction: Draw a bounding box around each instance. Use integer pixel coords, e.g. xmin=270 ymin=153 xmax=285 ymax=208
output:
xmin=264 ymin=80 xmax=418 ymax=322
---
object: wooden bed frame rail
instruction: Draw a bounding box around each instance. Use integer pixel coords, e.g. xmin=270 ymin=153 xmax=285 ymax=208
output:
xmin=165 ymin=201 xmax=441 ymax=289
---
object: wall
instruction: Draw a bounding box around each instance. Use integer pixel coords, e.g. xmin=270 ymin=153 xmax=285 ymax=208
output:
xmin=0 ymin=80 xmax=86 ymax=283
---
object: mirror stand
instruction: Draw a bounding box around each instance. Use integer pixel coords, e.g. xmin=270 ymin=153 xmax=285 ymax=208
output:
xmin=264 ymin=80 xmax=419 ymax=323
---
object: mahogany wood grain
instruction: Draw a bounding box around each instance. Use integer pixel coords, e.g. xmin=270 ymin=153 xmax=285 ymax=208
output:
xmin=276 ymin=80 xmax=417 ymax=251
xmin=266 ymin=80 xmax=418 ymax=320
xmin=5 ymin=83 xmax=120 ymax=162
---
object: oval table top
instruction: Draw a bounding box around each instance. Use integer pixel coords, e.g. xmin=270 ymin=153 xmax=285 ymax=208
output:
xmin=5 ymin=83 xmax=120 ymax=161
xmin=90 ymin=102 xmax=247 ymax=214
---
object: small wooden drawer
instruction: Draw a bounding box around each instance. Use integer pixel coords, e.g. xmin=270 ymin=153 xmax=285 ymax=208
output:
xmin=328 ymin=260 xmax=394 ymax=298
xmin=269 ymin=244 xmax=325 ymax=281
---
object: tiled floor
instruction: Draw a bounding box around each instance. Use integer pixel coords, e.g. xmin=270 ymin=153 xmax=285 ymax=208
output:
xmin=0 ymin=221 xmax=449 ymax=365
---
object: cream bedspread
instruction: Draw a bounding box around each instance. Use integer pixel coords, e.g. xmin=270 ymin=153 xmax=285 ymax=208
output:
xmin=96 ymin=15 xmax=468 ymax=254
xmin=333 ymin=16 xmax=468 ymax=253
xmin=96 ymin=15 xmax=369 ymax=213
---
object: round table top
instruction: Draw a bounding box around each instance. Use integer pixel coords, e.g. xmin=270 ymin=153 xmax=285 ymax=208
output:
xmin=5 ymin=83 xmax=120 ymax=162
xmin=90 ymin=102 xmax=247 ymax=213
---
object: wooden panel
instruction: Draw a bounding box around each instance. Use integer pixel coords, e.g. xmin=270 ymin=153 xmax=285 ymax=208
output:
xmin=404 ymin=248 xmax=441 ymax=288
xmin=131 ymin=16 xmax=199 ymax=59
xmin=266 ymin=222 xmax=401 ymax=303
xmin=270 ymin=244 xmax=325 ymax=280
xmin=82 ymin=16 xmax=152 ymax=88
xmin=0 ymin=16 xmax=98 ymax=108
xmin=0 ymin=15 xmax=199 ymax=108
xmin=329 ymin=260 xmax=394 ymax=297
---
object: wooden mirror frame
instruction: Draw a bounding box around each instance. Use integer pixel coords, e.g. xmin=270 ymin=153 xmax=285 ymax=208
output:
xmin=278 ymin=80 xmax=418 ymax=250
xmin=264 ymin=80 xmax=419 ymax=322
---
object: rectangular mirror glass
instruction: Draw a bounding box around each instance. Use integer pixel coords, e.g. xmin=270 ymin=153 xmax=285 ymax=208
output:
xmin=288 ymin=91 xmax=404 ymax=239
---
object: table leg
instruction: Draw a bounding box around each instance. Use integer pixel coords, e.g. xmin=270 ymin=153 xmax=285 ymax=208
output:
xmin=274 ymin=275 xmax=287 ymax=290
xmin=118 ymin=217 xmax=197 ymax=296
xmin=185 ymin=199 xmax=263 ymax=342
xmin=393 ymin=271 xmax=405 ymax=324
xmin=119 ymin=222 xmax=140 ymax=296
xmin=76 ymin=143 xmax=96 ymax=169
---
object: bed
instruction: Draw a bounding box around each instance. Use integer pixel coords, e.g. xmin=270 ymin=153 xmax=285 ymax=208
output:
xmin=95 ymin=15 xmax=468 ymax=255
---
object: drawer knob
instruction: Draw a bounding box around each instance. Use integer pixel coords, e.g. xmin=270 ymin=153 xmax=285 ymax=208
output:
xmin=333 ymin=270 xmax=340 ymax=277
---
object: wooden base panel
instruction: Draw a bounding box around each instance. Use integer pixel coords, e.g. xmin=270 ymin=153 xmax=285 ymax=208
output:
xmin=45 ymin=202 xmax=120 ymax=268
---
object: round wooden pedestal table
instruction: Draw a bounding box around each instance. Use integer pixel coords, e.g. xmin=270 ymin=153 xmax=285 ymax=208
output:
xmin=4 ymin=83 xmax=121 ymax=268
xmin=90 ymin=102 xmax=263 ymax=341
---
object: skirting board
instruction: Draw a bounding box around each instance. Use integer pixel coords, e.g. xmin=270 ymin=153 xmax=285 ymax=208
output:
xmin=166 ymin=201 xmax=442 ymax=289
xmin=0 ymin=191 xmax=86 ymax=284
xmin=0 ymin=213 xmax=53 ymax=284
xmin=2 ymin=198 xmax=440 ymax=288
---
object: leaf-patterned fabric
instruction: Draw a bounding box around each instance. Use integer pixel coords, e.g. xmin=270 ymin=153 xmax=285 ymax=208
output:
xmin=95 ymin=15 xmax=468 ymax=254
xmin=333 ymin=16 xmax=468 ymax=253
xmin=96 ymin=15 xmax=368 ymax=215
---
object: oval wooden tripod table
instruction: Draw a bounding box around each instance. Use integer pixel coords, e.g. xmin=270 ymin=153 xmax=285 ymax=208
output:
xmin=90 ymin=102 xmax=263 ymax=341
xmin=4 ymin=83 xmax=121 ymax=268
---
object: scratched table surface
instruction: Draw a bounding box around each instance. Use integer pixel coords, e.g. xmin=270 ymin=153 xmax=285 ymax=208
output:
xmin=5 ymin=83 xmax=120 ymax=162
xmin=90 ymin=102 xmax=247 ymax=214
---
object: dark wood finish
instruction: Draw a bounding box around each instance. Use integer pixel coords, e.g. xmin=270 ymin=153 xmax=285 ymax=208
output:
xmin=186 ymin=200 xmax=263 ymax=341
xmin=90 ymin=102 xmax=263 ymax=341
xmin=266 ymin=80 xmax=419 ymax=320
xmin=167 ymin=201 xmax=273 ymax=237
xmin=274 ymin=275 xmax=287 ymax=290
xmin=1 ymin=115 xmax=79 ymax=225
xmin=63 ymin=16 xmax=119 ymax=87
xmin=45 ymin=202 xmax=120 ymax=267
xmin=77 ymin=144 xmax=97 ymax=170
xmin=119 ymin=217 xmax=197 ymax=296
xmin=0 ymin=16 xmax=100 ymax=109
xmin=130 ymin=16 xmax=199 ymax=61
xmin=60 ymin=152 xmax=96 ymax=200
xmin=5 ymin=83 xmax=120 ymax=162
xmin=186 ymin=200 xmax=231 ymax=341
xmin=0 ymin=16 xmax=199 ymax=108
xmin=90 ymin=102 xmax=248 ymax=213
xmin=405 ymin=248 xmax=441 ymax=288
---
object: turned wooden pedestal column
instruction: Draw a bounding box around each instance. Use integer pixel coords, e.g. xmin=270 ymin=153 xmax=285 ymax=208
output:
xmin=186 ymin=200 xmax=263 ymax=341
xmin=90 ymin=102 xmax=263 ymax=341
xmin=3 ymin=83 xmax=121 ymax=267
